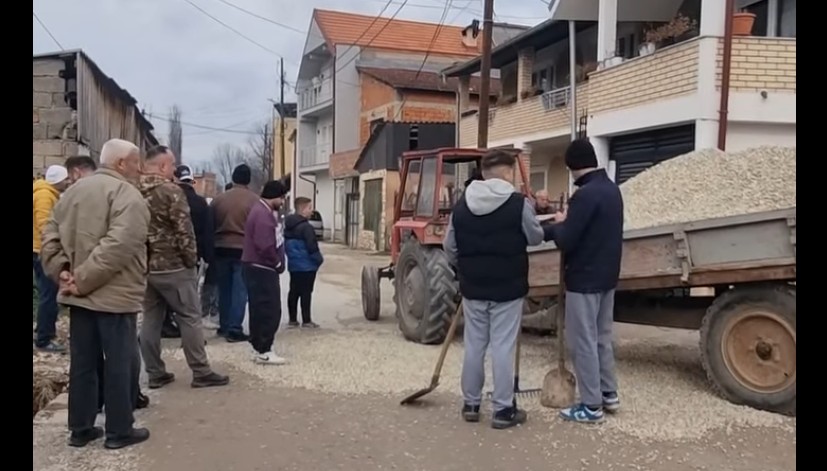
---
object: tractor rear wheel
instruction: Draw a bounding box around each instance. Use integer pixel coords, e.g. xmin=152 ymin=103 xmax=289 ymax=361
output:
xmin=394 ymin=239 xmax=458 ymax=345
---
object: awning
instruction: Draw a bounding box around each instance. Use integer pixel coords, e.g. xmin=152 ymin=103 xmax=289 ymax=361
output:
xmin=547 ymin=0 xmax=683 ymax=22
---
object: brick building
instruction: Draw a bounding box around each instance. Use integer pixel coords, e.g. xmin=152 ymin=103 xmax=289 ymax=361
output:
xmin=33 ymin=50 xmax=157 ymax=176
xmin=192 ymin=171 xmax=218 ymax=199
xmin=295 ymin=9 xmax=523 ymax=243
xmin=446 ymin=0 xmax=795 ymax=194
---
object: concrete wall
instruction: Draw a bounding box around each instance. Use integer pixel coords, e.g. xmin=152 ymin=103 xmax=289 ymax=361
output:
xmin=334 ymin=45 xmax=361 ymax=154
xmin=726 ymin=122 xmax=796 ymax=152
xmin=33 ymin=58 xmax=79 ymax=176
xmin=315 ymin=172 xmax=335 ymax=240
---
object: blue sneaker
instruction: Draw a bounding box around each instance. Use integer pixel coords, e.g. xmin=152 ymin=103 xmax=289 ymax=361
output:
xmin=559 ymin=404 xmax=604 ymax=423
xmin=602 ymin=392 xmax=620 ymax=413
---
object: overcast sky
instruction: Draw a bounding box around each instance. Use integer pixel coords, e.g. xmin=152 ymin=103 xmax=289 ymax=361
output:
xmin=33 ymin=0 xmax=550 ymax=166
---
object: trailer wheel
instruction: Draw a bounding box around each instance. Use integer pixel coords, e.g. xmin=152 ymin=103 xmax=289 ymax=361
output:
xmin=700 ymin=285 xmax=796 ymax=415
xmin=394 ymin=239 xmax=458 ymax=345
xmin=361 ymin=266 xmax=381 ymax=321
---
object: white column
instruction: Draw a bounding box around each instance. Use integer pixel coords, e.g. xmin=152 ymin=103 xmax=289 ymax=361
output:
xmin=694 ymin=119 xmax=719 ymax=150
xmin=700 ymin=0 xmax=727 ymax=36
xmin=590 ymin=136 xmax=610 ymax=170
xmin=596 ymin=0 xmax=618 ymax=63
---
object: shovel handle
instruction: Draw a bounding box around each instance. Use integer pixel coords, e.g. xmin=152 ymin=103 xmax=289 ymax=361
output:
xmin=431 ymin=301 xmax=463 ymax=380
xmin=556 ymin=251 xmax=567 ymax=370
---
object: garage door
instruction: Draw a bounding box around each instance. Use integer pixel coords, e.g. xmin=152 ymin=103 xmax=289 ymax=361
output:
xmin=610 ymin=124 xmax=695 ymax=184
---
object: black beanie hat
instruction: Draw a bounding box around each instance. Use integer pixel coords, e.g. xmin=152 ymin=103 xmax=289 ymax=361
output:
xmin=261 ymin=180 xmax=288 ymax=199
xmin=232 ymin=164 xmax=252 ymax=185
xmin=564 ymin=138 xmax=598 ymax=171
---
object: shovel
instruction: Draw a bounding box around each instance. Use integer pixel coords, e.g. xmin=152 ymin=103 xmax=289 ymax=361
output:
xmin=540 ymin=252 xmax=577 ymax=408
xmin=400 ymin=302 xmax=463 ymax=405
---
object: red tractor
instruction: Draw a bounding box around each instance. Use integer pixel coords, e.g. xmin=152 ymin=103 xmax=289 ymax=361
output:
xmin=360 ymin=148 xmax=546 ymax=345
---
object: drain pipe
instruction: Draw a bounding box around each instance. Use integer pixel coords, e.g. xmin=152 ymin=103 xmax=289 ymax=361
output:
xmin=717 ymin=0 xmax=735 ymax=151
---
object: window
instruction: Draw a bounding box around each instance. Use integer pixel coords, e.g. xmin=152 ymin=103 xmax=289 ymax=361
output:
xmin=737 ymin=0 xmax=796 ymax=37
xmin=401 ymin=159 xmax=421 ymax=212
xmin=415 ymin=157 xmax=438 ymax=218
xmin=409 ymin=125 xmax=419 ymax=151
xmin=530 ymin=169 xmax=547 ymax=192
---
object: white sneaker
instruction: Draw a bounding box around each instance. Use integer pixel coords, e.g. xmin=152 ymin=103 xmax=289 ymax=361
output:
xmin=254 ymin=351 xmax=287 ymax=365
xmin=202 ymin=316 xmax=220 ymax=330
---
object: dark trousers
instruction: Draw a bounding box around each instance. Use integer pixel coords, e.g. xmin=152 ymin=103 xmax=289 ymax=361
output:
xmin=32 ymin=252 xmax=59 ymax=347
xmin=68 ymin=307 xmax=137 ymax=438
xmin=288 ymin=271 xmax=317 ymax=324
xmin=215 ymin=257 xmax=248 ymax=336
xmin=97 ymin=337 xmax=142 ymax=412
xmin=242 ymin=264 xmax=281 ymax=354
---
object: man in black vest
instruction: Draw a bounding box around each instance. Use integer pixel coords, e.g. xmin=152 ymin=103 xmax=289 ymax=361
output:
xmin=543 ymin=138 xmax=623 ymax=424
xmin=443 ymin=149 xmax=544 ymax=430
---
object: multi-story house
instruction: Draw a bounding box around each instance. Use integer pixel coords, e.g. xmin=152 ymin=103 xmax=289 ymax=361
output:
xmin=445 ymin=0 xmax=795 ymax=197
xmin=295 ymin=9 xmax=523 ymax=241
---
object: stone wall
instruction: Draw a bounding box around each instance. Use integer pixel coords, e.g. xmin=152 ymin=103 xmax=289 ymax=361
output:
xmin=33 ymin=58 xmax=79 ymax=177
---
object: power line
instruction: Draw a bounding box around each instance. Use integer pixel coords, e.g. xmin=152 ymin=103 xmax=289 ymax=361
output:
xmin=333 ymin=0 xmax=398 ymax=75
xmin=146 ymin=112 xmax=262 ymax=135
xmin=181 ymin=0 xmax=297 ymax=65
xmin=213 ymin=0 xmax=307 ymax=35
xmin=334 ymin=0 xmax=412 ymax=75
xmin=33 ymin=12 xmax=64 ymax=50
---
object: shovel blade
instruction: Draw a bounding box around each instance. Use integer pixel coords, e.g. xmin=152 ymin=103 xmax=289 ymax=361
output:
xmin=400 ymin=382 xmax=439 ymax=405
xmin=540 ymin=368 xmax=577 ymax=409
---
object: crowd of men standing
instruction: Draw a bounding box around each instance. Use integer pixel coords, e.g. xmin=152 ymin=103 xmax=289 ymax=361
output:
xmin=32 ymin=138 xmax=302 ymax=450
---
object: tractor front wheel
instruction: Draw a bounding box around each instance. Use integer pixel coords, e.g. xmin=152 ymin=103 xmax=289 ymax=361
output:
xmin=394 ymin=239 xmax=458 ymax=345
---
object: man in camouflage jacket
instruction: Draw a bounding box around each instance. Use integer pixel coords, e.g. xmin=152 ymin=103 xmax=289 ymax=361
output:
xmin=138 ymin=146 xmax=229 ymax=389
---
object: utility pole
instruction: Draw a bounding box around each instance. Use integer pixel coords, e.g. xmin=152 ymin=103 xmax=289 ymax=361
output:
xmin=279 ymin=57 xmax=286 ymax=178
xmin=476 ymin=0 xmax=495 ymax=148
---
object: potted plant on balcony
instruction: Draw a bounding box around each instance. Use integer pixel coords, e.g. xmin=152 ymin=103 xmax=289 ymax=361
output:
xmin=520 ymin=86 xmax=543 ymax=100
xmin=641 ymin=14 xmax=697 ymax=56
xmin=733 ymin=10 xmax=757 ymax=36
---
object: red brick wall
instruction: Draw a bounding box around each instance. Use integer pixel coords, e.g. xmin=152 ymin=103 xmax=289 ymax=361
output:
xmin=359 ymin=71 xmax=460 ymax=145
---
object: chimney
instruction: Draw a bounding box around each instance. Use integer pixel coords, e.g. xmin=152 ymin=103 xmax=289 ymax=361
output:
xmin=461 ymin=20 xmax=481 ymax=48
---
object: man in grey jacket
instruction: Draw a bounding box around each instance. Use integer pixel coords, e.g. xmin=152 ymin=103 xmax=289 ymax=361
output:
xmin=443 ymin=149 xmax=544 ymax=429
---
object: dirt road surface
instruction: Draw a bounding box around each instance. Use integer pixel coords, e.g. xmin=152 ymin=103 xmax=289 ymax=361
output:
xmin=33 ymin=244 xmax=796 ymax=471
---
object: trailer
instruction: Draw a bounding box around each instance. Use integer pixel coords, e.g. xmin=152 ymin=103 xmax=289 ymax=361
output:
xmin=526 ymin=207 xmax=796 ymax=415
xmin=361 ymin=148 xmax=796 ymax=415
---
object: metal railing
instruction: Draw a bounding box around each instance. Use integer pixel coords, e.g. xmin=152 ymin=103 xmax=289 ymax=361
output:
xmin=541 ymin=86 xmax=571 ymax=111
xmin=298 ymin=142 xmax=332 ymax=168
xmin=298 ymin=77 xmax=333 ymax=111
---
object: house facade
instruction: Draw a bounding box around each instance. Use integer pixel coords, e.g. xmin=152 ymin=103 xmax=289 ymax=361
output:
xmin=294 ymin=9 xmax=520 ymax=241
xmin=33 ymin=50 xmax=158 ymax=176
xmin=446 ymin=0 xmax=795 ymax=193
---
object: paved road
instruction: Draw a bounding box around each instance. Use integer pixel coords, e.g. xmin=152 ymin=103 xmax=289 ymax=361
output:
xmin=33 ymin=244 xmax=796 ymax=471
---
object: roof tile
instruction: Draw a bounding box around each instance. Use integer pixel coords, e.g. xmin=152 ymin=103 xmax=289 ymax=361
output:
xmin=357 ymin=67 xmax=501 ymax=95
xmin=314 ymin=9 xmax=479 ymax=57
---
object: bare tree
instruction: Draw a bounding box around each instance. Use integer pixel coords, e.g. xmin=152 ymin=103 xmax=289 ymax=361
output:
xmin=168 ymin=105 xmax=183 ymax=164
xmin=245 ymin=121 xmax=273 ymax=190
xmin=211 ymin=143 xmax=247 ymax=187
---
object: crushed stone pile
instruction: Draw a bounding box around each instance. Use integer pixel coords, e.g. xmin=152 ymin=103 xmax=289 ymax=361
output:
xmin=620 ymin=146 xmax=796 ymax=231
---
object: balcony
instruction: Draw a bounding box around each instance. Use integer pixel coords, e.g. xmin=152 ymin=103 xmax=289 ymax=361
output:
xmin=298 ymin=142 xmax=332 ymax=170
xmin=718 ymin=37 xmax=796 ymax=93
xmin=298 ymin=77 xmax=333 ymax=115
xmin=588 ymin=38 xmax=701 ymax=116
xmin=459 ymin=83 xmax=589 ymax=148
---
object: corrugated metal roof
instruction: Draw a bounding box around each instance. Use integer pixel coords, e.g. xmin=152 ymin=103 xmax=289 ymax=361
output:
xmin=358 ymin=67 xmax=501 ymax=95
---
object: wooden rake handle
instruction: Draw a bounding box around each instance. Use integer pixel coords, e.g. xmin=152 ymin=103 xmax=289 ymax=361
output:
xmin=430 ymin=301 xmax=463 ymax=382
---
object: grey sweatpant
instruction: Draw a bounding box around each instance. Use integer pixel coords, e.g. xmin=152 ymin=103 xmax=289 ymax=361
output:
xmin=565 ymin=289 xmax=619 ymax=408
xmin=461 ymin=297 xmax=522 ymax=412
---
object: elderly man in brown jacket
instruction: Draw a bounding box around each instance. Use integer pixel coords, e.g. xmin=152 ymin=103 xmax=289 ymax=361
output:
xmin=40 ymin=139 xmax=151 ymax=450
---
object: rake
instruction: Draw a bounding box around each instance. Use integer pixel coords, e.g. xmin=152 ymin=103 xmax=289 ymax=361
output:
xmin=485 ymin=333 xmax=542 ymax=401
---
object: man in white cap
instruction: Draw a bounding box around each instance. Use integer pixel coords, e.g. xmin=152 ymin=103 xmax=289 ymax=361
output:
xmin=33 ymin=165 xmax=70 ymax=352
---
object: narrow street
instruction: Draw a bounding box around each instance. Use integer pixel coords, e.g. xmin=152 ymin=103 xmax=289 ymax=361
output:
xmin=33 ymin=245 xmax=796 ymax=471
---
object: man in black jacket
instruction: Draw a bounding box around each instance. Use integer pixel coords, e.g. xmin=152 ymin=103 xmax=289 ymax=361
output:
xmin=543 ymin=138 xmax=623 ymax=424
xmin=443 ymin=150 xmax=544 ymax=430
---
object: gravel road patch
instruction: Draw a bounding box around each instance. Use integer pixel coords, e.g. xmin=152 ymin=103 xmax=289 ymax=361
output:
xmin=181 ymin=323 xmax=794 ymax=442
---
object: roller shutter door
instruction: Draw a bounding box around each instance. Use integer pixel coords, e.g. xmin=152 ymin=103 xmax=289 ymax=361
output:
xmin=610 ymin=124 xmax=695 ymax=184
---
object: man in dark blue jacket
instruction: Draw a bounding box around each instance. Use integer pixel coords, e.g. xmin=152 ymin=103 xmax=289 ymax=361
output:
xmin=543 ymin=138 xmax=624 ymax=424
xmin=284 ymin=197 xmax=324 ymax=328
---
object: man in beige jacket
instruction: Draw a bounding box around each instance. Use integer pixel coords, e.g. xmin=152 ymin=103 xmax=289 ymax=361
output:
xmin=41 ymin=139 xmax=151 ymax=450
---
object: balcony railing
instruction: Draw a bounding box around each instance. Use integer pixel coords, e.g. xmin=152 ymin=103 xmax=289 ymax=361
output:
xmin=458 ymin=83 xmax=589 ymax=147
xmin=298 ymin=77 xmax=333 ymax=112
xmin=299 ymin=142 xmax=332 ymax=169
